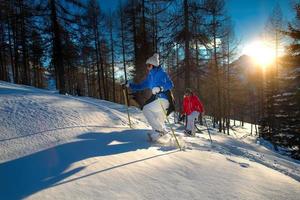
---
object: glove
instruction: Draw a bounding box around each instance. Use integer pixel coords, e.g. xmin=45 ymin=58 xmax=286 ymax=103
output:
xmin=152 ymin=86 xmax=163 ymax=95
xmin=178 ymin=114 xmax=185 ymax=122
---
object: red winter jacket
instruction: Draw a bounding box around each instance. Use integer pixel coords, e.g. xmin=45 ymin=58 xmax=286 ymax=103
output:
xmin=182 ymin=94 xmax=204 ymax=115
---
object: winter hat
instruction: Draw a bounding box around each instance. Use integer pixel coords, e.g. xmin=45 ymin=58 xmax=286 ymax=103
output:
xmin=146 ymin=53 xmax=159 ymax=66
xmin=185 ymin=88 xmax=193 ymax=95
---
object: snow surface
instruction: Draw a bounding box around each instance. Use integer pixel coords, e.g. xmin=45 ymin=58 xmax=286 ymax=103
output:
xmin=0 ymin=81 xmax=299 ymax=200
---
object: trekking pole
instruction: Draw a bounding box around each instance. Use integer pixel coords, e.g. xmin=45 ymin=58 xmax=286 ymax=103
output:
xmin=203 ymin=116 xmax=213 ymax=144
xmin=122 ymin=87 xmax=132 ymax=128
xmin=157 ymin=97 xmax=182 ymax=151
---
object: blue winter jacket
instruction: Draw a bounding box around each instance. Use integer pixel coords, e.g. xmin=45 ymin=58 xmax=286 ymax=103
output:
xmin=129 ymin=66 xmax=174 ymax=100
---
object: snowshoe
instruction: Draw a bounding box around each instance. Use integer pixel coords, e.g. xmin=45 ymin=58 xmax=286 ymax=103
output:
xmin=184 ymin=130 xmax=193 ymax=137
xmin=147 ymin=130 xmax=167 ymax=142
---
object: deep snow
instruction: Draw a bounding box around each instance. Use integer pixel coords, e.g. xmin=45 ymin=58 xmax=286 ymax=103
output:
xmin=0 ymin=81 xmax=299 ymax=200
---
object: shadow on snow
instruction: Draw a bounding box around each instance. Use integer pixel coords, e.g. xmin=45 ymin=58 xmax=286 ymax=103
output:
xmin=0 ymin=129 xmax=158 ymax=199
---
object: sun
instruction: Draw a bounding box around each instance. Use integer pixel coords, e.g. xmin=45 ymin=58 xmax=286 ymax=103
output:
xmin=243 ymin=40 xmax=275 ymax=67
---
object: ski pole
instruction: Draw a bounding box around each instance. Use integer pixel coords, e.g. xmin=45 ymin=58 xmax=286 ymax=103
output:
xmin=157 ymin=97 xmax=182 ymax=151
xmin=122 ymin=87 xmax=132 ymax=128
xmin=204 ymin=116 xmax=213 ymax=144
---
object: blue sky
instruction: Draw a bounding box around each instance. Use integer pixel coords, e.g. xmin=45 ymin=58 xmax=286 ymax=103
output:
xmin=226 ymin=0 xmax=295 ymax=47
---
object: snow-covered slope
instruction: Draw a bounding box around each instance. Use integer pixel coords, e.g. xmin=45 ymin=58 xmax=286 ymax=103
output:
xmin=0 ymin=81 xmax=299 ymax=200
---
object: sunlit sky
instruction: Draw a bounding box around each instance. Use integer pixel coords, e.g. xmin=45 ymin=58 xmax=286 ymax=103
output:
xmin=99 ymin=0 xmax=296 ymax=62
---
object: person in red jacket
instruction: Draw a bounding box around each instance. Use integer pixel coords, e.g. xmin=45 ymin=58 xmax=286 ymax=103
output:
xmin=182 ymin=88 xmax=204 ymax=136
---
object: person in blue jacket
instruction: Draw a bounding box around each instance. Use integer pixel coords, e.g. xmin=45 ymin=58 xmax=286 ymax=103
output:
xmin=124 ymin=53 xmax=174 ymax=141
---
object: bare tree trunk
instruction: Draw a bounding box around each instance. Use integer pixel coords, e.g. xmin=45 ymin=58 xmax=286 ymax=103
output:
xmin=109 ymin=15 xmax=115 ymax=102
xmin=7 ymin=15 xmax=15 ymax=82
xmin=131 ymin=0 xmax=138 ymax=70
xmin=20 ymin=0 xmax=29 ymax=85
xmin=212 ymin=14 xmax=222 ymax=132
xmin=0 ymin=19 xmax=8 ymax=81
xmin=94 ymin=33 xmax=103 ymax=99
xmin=104 ymin=61 xmax=109 ymax=100
xmin=99 ymin=49 xmax=107 ymax=100
xmin=226 ymin=40 xmax=231 ymax=135
xmin=12 ymin=20 xmax=19 ymax=84
xmin=50 ymin=0 xmax=65 ymax=94
xmin=255 ymin=123 xmax=258 ymax=135
xmin=119 ymin=3 xmax=129 ymax=105
xmin=184 ymin=0 xmax=190 ymax=88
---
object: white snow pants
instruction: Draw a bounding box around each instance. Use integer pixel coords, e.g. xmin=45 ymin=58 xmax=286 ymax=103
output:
xmin=143 ymin=98 xmax=169 ymax=132
xmin=187 ymin=111 xmax=200 ymax=134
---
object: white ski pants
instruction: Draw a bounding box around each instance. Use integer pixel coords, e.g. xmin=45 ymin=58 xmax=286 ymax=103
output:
xmin=187 ymin=111 xmax=200 ymax=134
xmin=143 ymin=98 xmax=169 ymax=132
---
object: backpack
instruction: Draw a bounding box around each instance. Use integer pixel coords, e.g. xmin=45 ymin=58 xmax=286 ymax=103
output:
xmin=165 ymin=90 xmax=176 ymax=116
xmin=141 ymin=90 xmax=175 ymax=116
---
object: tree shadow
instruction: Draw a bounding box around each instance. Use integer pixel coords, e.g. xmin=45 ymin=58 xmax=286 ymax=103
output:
xmin=0 ymin=129 xmax=153 ymax=199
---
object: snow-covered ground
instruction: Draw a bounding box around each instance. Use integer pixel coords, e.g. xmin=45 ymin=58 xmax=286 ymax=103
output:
xmin=0 ymin=81 xmax=299 ymax=200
